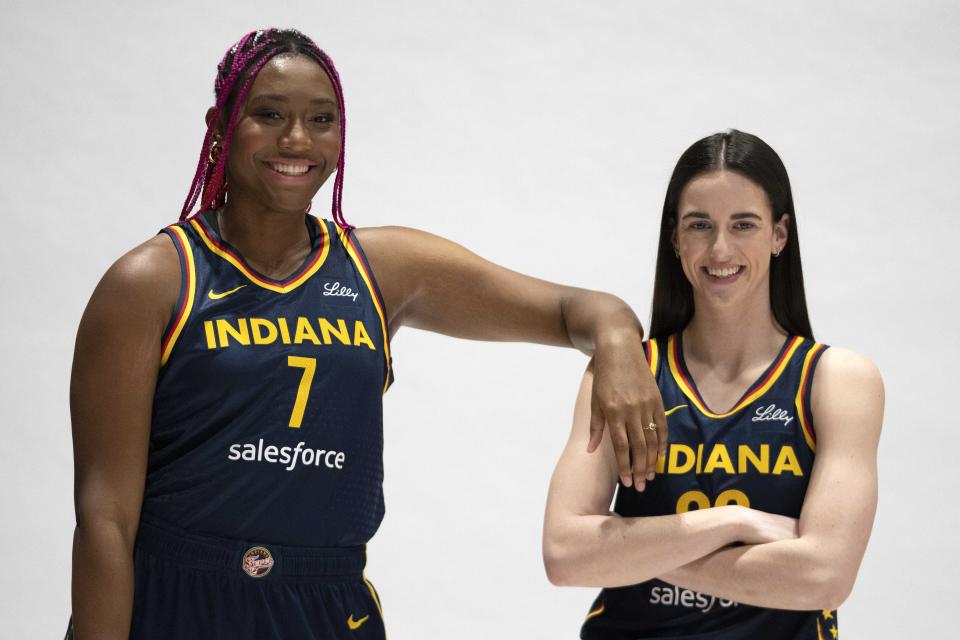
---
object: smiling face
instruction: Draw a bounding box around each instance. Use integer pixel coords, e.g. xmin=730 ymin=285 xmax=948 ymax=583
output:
xmin=674 ymin=170 xmax=789 ymax=309
xmin=221 ymin=54 xmax=340 ymax=214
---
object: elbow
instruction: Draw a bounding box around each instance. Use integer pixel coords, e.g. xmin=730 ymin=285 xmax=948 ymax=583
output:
xmin=542 ymin=541 xmax=574 ymax=587
xmin=543 ymin=536 xmax=591 ymax=587
xmin=804 ymin=565 xmax=856 ymax=611
xmin=818 ymin=576 xmax=854 ymax=612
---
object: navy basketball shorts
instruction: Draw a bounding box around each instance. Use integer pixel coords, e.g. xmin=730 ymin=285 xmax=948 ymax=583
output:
xmin=127 ymin=516 xmax=386 ymax=639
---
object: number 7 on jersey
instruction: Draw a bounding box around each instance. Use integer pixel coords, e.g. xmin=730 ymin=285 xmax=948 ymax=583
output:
xmin=287 ymin=356 xmax=317 ymax=428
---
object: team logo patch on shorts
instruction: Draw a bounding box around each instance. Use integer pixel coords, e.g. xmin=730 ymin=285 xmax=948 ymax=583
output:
xmin=241 ymin=546 xmax=274 ymax=578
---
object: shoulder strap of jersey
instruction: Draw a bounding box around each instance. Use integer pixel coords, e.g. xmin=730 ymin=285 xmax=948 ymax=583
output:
xmin=794 ymin=342 xmax=830 ymax=452
xmin=643 ymin=338 xmax=662 ymax=377
xmin=158 ymin=223 xmax=198 ymax=367
xmin=335 ymin=224 xmax=394 ymax=393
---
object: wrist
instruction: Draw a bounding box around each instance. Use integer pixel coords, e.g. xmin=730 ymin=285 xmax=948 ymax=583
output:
xmin=716 ymin=505 xmax=749 ymax=542
xmin=593 ymin=310 xmax=644 ymax=349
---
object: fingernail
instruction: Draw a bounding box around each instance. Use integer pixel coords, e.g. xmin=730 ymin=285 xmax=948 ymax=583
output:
xmin=622 ymin=476 xmax=633 ymax=488
xmin=637 ymin=481 xmax=646 ymax=492
xmin=646 ymin=472 xmax=655 ymax=481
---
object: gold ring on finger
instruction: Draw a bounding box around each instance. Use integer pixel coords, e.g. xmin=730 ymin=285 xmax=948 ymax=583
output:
xmin=644 ymin=422 xmax=657 ymax=431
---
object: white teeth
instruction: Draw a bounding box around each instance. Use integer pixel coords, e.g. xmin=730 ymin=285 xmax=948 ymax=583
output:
xmin=707 ymin=266 xmax=741 ymax=277
xmin=271 ymin=163 xmax=310 ymax=175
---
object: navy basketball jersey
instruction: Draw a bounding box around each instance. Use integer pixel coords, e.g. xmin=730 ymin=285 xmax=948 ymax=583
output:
xmin=582 ymin=333 xmax=837 ymax=640
xmin=144 ymin=211 xmax=393 ymax=547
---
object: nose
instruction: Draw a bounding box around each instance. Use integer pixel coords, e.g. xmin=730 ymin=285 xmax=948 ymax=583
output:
xmin=709 ymin=228 xmax=733 ymax=261
xmin=278 ymin=118 xmax=311 ymax=154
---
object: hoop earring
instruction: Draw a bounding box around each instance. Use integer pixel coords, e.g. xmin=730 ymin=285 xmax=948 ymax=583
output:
xmin=208 ymin=140 xmax=222 ymax=165
xmin=773 ymin=247 xmax=782 ymax=257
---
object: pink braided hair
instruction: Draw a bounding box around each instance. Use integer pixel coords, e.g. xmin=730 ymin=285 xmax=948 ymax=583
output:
xmin=179 ymin=29 xmax=352 ymax=230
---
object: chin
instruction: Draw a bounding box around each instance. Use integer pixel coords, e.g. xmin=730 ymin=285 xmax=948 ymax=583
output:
xmin=265 ymin=194 xmax=316 ymax=215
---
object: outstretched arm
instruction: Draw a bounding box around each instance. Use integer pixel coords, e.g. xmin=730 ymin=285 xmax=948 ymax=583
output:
xmin=356 ymin=226 xmax=667 ymax=489
xmin=660 ymin=348 xmax=884 ymax=611
xmin=542 ymin=366 xmax=798 ymax=587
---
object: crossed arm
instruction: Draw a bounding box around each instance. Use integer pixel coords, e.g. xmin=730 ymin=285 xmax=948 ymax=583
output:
xmin=543 ymin=348 xmax=883 ymax=611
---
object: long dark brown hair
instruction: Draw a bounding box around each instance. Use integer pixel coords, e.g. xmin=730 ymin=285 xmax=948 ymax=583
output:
xmin=649 ymin=130 xmax=813 ymax=340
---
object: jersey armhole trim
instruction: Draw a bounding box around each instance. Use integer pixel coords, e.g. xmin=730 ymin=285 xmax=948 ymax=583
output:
xmin=644 ymin=338 xmax=660 ymax=377
xmin=795 ymin=342 xmax=829 ymax=453
xmin=159 ymin=225 xmax=197 ymax=367
xmin=337 ymin=226 xmax=393 ymax=393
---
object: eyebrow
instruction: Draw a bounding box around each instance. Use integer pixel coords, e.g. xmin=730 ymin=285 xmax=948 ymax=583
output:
xmin=250 ymin=94 xmax=337 ymax=106
xmin=681 ymin=211 xmax=763 ymax=220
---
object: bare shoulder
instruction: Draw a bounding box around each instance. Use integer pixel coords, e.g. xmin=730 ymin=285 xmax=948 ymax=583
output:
xmin=353 ymin=225 xmax=453 ymax=259
xmin=111 ymin=233 xmax=179 ymax=280
xmin=811 ymin=346 xmax=884 ymax=441
xmin=84 ymin=233 xmax=181 ymax=332
xmin=816 ymin=346 xmax=883 ymax=392
xmin=352 ymin=226 xmax=469 ymax=326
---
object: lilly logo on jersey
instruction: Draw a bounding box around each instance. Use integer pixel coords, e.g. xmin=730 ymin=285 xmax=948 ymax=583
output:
xmin=752 ymin=403 xmax=794 ymax=426
xmin=323 ymin=281 xmax=360 ymax=302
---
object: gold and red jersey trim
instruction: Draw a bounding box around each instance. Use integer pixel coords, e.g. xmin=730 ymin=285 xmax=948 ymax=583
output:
xmin=666 ymin=334 xmax=804 ymax=419
xmin=644 ymin=339 xmax=660 ymax=375
xmin=337 ymin=227 xmax=392 ymax=394
xmin=794 ymin=343 xmax=826 ymax=452
xmin=585 ymin=601 xmax=605 ymax=621
xmin=189 ymin=216 xmax=330 ymax=294
xmin=160 ymin=225 xmax=197 ymax=366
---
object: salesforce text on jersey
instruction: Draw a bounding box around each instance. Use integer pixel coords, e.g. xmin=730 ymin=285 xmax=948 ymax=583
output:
xmin=228 ymin=439 xmax=346 ymax=471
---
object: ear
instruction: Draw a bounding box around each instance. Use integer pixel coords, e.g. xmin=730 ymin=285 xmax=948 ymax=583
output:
xmin=205 ymin=107 xmax=224 ymax=138
xmin=773 ymin=213 xmax=790 ymax=254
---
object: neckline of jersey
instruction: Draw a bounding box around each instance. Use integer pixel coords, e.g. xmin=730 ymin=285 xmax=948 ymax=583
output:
xmin=192 ymin=211 xmax=330 ymax=292
xmin=670 ymin=332 xmax=803 ymax=419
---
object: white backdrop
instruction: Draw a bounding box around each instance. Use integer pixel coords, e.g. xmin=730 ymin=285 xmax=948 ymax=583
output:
xmin=1 ymin=1 xmax=957 ymax=637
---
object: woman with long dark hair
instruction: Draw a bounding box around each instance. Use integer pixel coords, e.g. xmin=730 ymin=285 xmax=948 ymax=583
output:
xmin=67 ymin=29 xmax=667 ymax=640
xmin=543 ymin=130 xmax=883 ymax=639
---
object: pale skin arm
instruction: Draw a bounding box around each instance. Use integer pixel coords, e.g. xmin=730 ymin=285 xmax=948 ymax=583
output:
xmin=356 ymin=226 xmax=667 ymax=489
xmin=70 ymin=236 xmax=179 ymax=640
xmin=660 ymin=348 xmax=884 ymax=611
xmin=542 ymin=365 xmax=798 ymax=587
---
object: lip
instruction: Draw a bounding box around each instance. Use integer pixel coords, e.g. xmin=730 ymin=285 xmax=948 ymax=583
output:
xmin=260 ymin=160 xmax=319 ymax=184
xmin=701 ymin=265 xmax=744 ymax=285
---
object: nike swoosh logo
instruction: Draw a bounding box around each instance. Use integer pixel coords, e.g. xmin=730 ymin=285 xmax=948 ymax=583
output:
xmin=208 ymin=285 xmax=247 ymax=300
xmin=664 ymin=404 xmax=689 ymax=416
xmin=347 ymin=614 xmax=370 ymax=630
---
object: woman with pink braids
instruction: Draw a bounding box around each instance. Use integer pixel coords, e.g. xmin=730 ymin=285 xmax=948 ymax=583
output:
xmin=67 ymin=29 xmax=665 ymax=639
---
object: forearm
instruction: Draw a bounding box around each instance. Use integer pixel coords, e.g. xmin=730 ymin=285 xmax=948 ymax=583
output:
xmin=544 ymin=506 xmax=743 ymax=588
xmin=71 ymin=519 xmax=136 ymax=639
xmin=661 ymin=537 xmax=848 ymax=611
xmin=560 ymin=291 xmax=643 ymax=355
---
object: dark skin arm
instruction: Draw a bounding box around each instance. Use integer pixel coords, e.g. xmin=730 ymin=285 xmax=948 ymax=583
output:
xmin=355 ymin=226 xmax=668 ymax=488
xmin=71 ymin=223 xmax=665 ymax=638
xmin=70 ymin=235 xmax=179 ymax=640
